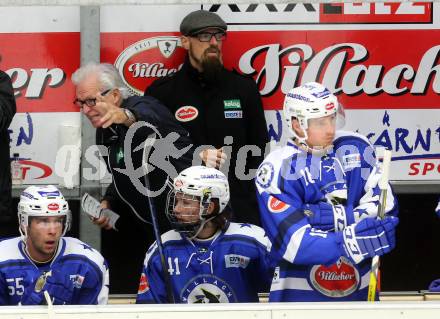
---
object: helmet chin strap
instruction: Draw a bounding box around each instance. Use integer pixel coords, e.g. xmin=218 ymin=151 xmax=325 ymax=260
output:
xmin=291 ymin=124 xmax=334 ymax=156
xmin=188 ymin=215 xmax=217 ymax=240
xmin=292 ymin=136 xmax=334 ymax=157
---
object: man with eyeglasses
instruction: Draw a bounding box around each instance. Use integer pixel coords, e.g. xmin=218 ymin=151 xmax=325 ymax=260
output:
xmin=145 ymin=10 xmax=268 ymax=227
xmin=71 ymin=63 xmax=193 ymax=294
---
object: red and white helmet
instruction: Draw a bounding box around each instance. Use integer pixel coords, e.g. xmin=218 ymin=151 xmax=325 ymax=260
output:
xmin=283 ymin=82 xmax=344 ymax=145
xmin=166 ymin=166 xmax=230 ymax=238
xmin=18 ymin=185 xmax=71 ymax=240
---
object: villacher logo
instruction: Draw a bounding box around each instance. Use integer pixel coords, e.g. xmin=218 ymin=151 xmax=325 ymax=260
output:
xmin=115 ymin=36 xmax=186 ymax=95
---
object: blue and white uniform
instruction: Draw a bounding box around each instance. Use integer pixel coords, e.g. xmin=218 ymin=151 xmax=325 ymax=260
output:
xmin=255 ymin=136 xmax=398 ymax=301
xmin=0 ymin=237 xmax=109 ymax=305
xmin=136 ymin=223 xmax=272 ymax=303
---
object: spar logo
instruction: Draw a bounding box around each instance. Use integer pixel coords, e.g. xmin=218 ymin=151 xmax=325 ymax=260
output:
xmin=115 ymin=36 xmax=186 ymax=95
xmin=309 ymin=257 xmax=360 ymax=297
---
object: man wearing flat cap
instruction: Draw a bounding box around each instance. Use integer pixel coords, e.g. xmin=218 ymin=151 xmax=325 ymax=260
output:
xmin=144 ymin=10 xmax=268 ymax=226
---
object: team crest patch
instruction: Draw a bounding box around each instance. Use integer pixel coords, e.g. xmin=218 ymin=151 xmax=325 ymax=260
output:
xmin=224 ymin=254 xmax=250 ymax=269
xmin=175 ymin=106 xmax=198 ymax=122
xmin=341 ymin=153 xmax=361 ymax=171
xmin=267 ymin=196 xmax=290 ymax=213
xmin=180 ymin=275 xmax=236 ymax=303
xmin=138 ymin=273 xmax=150 ymax=294
xmin=224 ymin=110 xmax=242 ymax=119
xmin=256 ymin=162 xmax=274 ymax=189
xmin=309 ymin=257 xmax=359 ymax=297
xmin=70 ymin=274 xmax=85 ymax=289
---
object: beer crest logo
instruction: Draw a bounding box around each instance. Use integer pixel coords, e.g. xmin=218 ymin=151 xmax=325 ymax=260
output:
xmin=309 ymin=257 xmax=359 ymax=297
xmin=47 ymin=203 xmax=59 ymax=211
xmin=175 ymin=106 xmax=199 ymax=122
xmin=115 ymin=36 xmax=186 ymax=96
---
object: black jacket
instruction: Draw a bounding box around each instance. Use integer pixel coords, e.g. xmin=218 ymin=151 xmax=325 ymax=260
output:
xmin=0 ymin=71 xmax=16 ymax=220
xmin=97 ymin=95 xmax=193 ymax=232
xmin=145 ymin=58 xmax=269 ymax=225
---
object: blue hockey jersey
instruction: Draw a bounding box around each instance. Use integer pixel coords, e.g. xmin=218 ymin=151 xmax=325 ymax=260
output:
xmin=255 ymin=134 xmax=398 ymax=301
xmin=136 ymin=223 xmax=272 ymax=303
xmin=0 ymin=237 xmax=109 ymax=305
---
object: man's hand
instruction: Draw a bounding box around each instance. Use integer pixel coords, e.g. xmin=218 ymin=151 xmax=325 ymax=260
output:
xmin=199 ymin=148 xmax=227 ymax=169
xmin=93 ymin=93 xmax=128 ymax=128
xmin=303 ymin=202 xmax=347 ymax=231
xmin=90 ymin=200 xmax=112 ymax=230
xmin=339 ymin=216 xmax=398 ymax=264
xmin=21 ymin=270 xmax=74 ymax=305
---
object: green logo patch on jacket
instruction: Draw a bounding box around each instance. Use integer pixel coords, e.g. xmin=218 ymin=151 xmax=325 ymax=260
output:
xmin=223 ymin=99 xmax=241 ymax=109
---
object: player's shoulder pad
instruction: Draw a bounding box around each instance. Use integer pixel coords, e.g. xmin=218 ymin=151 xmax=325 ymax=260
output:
xmin=62 ymin=237 xmax=106 ymax=268
xmin=225 ymin=223 xmax=271 ymax=248
xmin=143 ymin=230 xmax=182 ymax=266
xmin=0 ymin=237 xmax=24 ymax=263
xmin=255 ymin=144 xmax=301 ymax=195
xmin=161 ymin=229 xmax=183 ymax=244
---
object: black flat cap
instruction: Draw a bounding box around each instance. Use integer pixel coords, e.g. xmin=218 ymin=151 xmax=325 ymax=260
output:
xmin=180 ymin=10 xmax=227 ymax=36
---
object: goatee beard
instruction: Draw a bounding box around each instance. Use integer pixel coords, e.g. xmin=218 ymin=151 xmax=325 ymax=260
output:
xmin=201 ymin=48 xmax=223 ymax=82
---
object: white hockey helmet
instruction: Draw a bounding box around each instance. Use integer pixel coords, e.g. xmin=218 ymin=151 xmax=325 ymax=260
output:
xmin=166 ymin=166 xmax=230 ymax=238
xmin=283 ymin=82 xmax=344 ymax=145
xmin=18 ymin=185 xmax=71 ymax=240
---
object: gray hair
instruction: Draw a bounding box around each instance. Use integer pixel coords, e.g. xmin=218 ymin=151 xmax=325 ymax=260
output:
xmin=71 ymin=62 xmax=131 ymax=99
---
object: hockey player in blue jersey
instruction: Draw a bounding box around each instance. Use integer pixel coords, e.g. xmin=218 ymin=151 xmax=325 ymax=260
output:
xmin=255 ymin=82 xmax=398 ymax=301
xmin=136 ymin=166 xmax=272 ymax=303
xmin=0 ymin=185 xmax=109 ymax=305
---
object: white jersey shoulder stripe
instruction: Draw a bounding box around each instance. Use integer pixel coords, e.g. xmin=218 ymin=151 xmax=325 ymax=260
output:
xmin=143 ymin=230 xmax=182 ymax=267
xmin=225 ymin=223 xmax=271 ymax=250
xmin=0 ymin=237 xmax=23 ymax=262
xmin=62 ymin=237 xmax=106 ymax=269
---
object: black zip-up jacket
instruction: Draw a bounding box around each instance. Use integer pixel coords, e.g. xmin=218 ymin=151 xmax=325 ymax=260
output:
xmin=0 ymin=71 xmax=16 ymax=221
xmin=145 ymin=58 xmax=269 ymax=226
xmin=97 ymin=95 xmax=194 ymax=230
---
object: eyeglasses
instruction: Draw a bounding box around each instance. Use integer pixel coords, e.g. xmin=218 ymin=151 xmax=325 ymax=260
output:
xmin=73 ymin=89 xmax=111 ymax=108
xmin=192 ymin=32 xmax=226 ymax=42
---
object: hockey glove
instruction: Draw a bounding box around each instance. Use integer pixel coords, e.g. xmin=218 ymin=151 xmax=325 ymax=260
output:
xmin=303 ymin=202 xmax=348 ymax=232
xmin=339 ymin=216 xmax=398 ymax=264
xmin=429 ymin=279 xmax=440 ymax=292
xmin=21 ymin=270 xmax=74 ymax=305
xmin=43 ymin=269 xmax=75 ymax=304
xmin=435 ymin=198 xmax=440 ymax=218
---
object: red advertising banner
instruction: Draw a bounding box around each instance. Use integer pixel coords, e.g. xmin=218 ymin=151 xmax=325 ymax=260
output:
xmin=102 ymin=29 xmax=440 ymax=111
xmin=0 ymin=33 xmax=80 ymax=113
